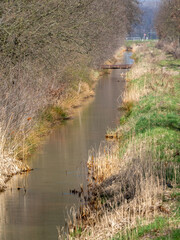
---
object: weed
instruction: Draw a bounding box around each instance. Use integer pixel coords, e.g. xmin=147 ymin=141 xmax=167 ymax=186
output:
xmin=159 ymin=59 xmax=180 ymax=71
xmin=58 ymin=42 xmax=180 ymax=240
xmin=112 ymin=217 xmax=167 ymax=240
xmin=154 ymin=229 xmax=180 ymax=240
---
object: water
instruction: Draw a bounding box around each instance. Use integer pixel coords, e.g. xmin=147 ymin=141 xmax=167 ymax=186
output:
xmin=0 ymin=53 xmax=132 ymax=240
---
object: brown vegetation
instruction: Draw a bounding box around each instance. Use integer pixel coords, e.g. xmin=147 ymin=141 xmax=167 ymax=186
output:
xmin=0 ymin=0 xmax=141 ymax=190
xmin=155 ymin=0 xmax=180 ymax=58
xmin=58 ymin=42 xmax=180 ymax=239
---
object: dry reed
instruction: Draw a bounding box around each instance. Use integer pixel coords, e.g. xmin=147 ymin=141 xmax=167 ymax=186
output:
xmin=58 ymin=43 xmax=179 ymax=239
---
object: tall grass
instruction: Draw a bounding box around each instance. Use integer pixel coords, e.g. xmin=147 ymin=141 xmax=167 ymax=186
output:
xmin=58 ymin=139 xmax=178 ymax=239
xmin=58 ymin=43 xmax=180 ymax=239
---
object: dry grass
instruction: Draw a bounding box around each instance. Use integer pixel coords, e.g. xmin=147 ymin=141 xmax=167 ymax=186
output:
xmin=0 ymin=42 xmax=124 ymax=191
xmin=60 ymin=82 xmax=95 ymax=116
xmin=58 ymin=117 xmax=179 ymax=239
xmin=58 ymin=42 xmax=180 ymax=239
xmin=58 ymin=140 xmax=175 ymax=239
xmin=0 ymin=61 xmax=97 ymax=191
xmin=121 ymin=46 xmax=177 ymax=111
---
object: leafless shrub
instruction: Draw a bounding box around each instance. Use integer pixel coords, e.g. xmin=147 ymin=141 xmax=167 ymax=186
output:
xmin=155 ymin=0 xmax=180 ymax=51
xmin=0 ymin=0 xmax=141 ymax=162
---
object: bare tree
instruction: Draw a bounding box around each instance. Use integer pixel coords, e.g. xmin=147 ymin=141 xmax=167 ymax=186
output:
xmin=0 ymin=0 xmax=141 ymax=158
xmin=155 ymin=0 xmax=180 ymax=46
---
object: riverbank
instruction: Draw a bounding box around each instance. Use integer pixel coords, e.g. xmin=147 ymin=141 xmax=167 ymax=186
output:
xmin=0 ymin=48 xmax=125 ymax=192
xmin=0 ymin=83 xmax=94 ymax=192
xmin=0 ymin=71 xmax=97 ymax=192
xmin=59 ymin=42 xmax=180 ymax=239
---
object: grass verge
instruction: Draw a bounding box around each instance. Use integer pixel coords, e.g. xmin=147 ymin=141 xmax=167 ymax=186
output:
xmin=58 ymin=42 xmax=180 ymax=239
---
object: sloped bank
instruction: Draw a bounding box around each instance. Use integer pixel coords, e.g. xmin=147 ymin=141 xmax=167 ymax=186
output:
xmin=0 ymin=49 xmax=125 ymax=193
xmin=58 ymin=42 xmax=180 ymax=239
xmin=0 ymin=69 xmax=98 ymax=192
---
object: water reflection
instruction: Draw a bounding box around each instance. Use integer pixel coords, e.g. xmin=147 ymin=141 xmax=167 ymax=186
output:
xmin=0 ymin=53 xmax=132 ymax=240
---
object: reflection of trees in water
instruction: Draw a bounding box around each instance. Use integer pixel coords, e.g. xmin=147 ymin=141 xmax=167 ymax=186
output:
xmin=0 ymin=0 xmax=141 ymax=160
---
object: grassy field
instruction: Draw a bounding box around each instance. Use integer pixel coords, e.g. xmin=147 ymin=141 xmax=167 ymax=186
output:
xmin=59 ymin=42 xmax=180 ymax=239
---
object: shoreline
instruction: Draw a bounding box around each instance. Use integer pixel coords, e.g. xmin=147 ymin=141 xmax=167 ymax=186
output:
xmin=0 ymin=74 xmax=97 ymax=192
xmin=0 ymin=47 xmax=125 ymax=192
xmin=59 ymin=41 xmax=180 ymax=239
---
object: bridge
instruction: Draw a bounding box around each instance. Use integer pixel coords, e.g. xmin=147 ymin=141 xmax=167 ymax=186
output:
xmin=100 ymin=64 xmax=133 ymax=69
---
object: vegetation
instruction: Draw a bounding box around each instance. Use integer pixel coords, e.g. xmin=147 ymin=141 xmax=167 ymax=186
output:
xmin=0 ymin=0 xmax=141 ymax=190
xmin=112 ymin=216 xmax=180 ymax=240
xmin=130 ymin=0 xmax=158 ymax=39
xmin=155 ymin=0 xmax=180 ymax=58
xmin=58 ymin=42 xmax=180 ymax=239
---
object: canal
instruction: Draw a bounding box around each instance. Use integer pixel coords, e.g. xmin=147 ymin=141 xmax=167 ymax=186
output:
xmin=0 ymin=52 xmax=133 ymax=240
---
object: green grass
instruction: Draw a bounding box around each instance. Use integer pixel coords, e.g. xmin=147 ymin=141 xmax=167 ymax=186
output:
xmin=154 ymin=228 xmax=180 ymax=240
xmin=119 ymin=127 xmax=180 ymax=165
xmin=16 ymin=105 xmax=67 ymax=160
xmin=113 ymin=46 xmax=180 ymax=240
xmin=40 ymin=105 xmax=67 ymax=123
xmin=171 ymin=192 xmax=180 ymax=202
xmin=112 ymin=208 xmax=180 ymax=240
xmin=125 ymin=40 xmax=157 ymax=48
xmin=131 ymin=52 xmax=140 ymax=63
xmin=159 ymin=59 xmax=180 ymax=71
xmin=120 ymin=94 xmax=180 ymax=135
xmin=111 ymin=188 xmax=180 ymax=240
xmin=125 ymin=40 xmax=142 ymax=47
xmin=134 ymin=112 xmax=180 ymax=133
xmin=70 ymin=226 xmax=82 ymax=238
xmin=128 ymin=74 xmax=148 ymax=89
xmin=119 ymin=72 xmax=180 ymax=162
xmin=112 ymin=217 xmax=168 ymax=240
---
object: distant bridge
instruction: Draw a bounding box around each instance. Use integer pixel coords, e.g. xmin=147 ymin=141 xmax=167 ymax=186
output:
xmin=100 ymin=64 xmax=133 ymax=69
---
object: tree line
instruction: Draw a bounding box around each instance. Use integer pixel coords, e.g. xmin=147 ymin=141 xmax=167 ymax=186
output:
xmin=155 ymin=0 xmax=180 ymax=57
xmin=0 ymin=0 xmax=140 ymax=158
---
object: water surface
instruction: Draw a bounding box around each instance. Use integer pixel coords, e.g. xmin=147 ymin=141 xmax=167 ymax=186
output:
xmin=0 ymin=53 xmax=132 ymax=240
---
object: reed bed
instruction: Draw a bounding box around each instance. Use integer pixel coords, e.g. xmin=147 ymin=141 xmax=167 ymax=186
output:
xmin=58 ymin=42 xmax=180 ymax=239
xmin=58 ymin=138 xmax=178 ymax=239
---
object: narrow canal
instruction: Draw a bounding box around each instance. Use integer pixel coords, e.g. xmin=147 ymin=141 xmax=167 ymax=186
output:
xmin=0 ymin=52 xmax=133 ymax=240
